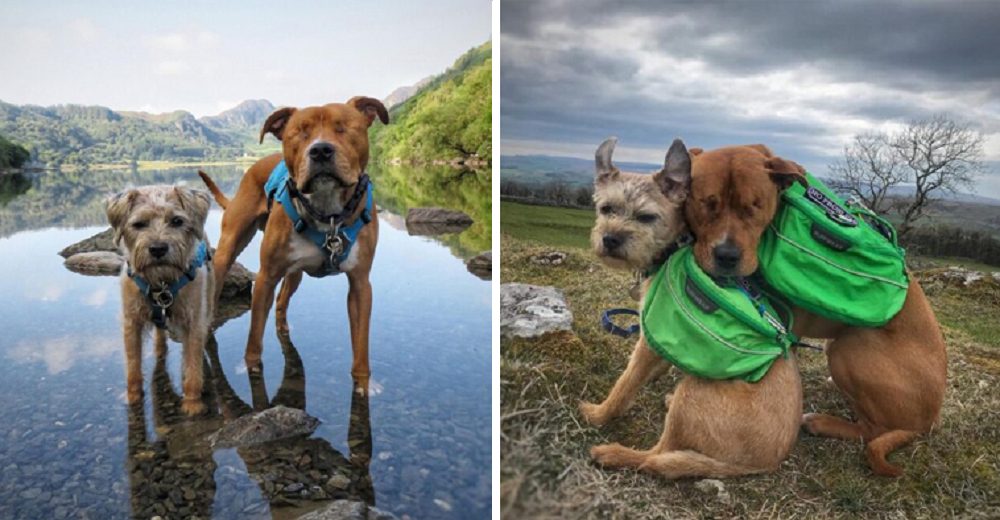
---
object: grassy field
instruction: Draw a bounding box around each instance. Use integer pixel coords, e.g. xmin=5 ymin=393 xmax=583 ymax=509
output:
xmin=499 ymin=201 xmax=595 ymax=249
xmin=500 ymin=202 xmax=1000 ymax=519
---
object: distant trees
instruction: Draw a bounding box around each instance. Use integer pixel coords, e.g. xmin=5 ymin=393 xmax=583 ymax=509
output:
xmin=0 ymin=134 xmax=31 ymax=169
xmin=829 ymin=115 xmax=985 ymax=236
xmin=500 ymin=179 xmax=594 ymax=208
xmin=902 ymin=225 xmax=1000 ymax=267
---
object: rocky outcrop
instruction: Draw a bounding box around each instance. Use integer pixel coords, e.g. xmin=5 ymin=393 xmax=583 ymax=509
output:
xmin=297 ymin=499 xmax=398 ymax=520
xmin=467 ymin=251 xmax=491 ymax=280
xmin=405 ymin=207 xmax=473 ymax=236
xmin=209 ymin=406 xmax=321 ymax=449
xmin=918 ymin=266 xmax=1000 ymax=287
xmin=62 ymin=251 xmax=124 ymax=276
xmin=529 ymin=251 xmax=567 ymax=266
xmin=58 ymin=228 xmax=116 ymax=258
xmin=500 ymin=283 xmax=573 ymax=339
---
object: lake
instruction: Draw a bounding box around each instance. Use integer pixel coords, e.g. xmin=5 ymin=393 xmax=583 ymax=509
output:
xmin=0 ymin=163 xmax=491 ymax=519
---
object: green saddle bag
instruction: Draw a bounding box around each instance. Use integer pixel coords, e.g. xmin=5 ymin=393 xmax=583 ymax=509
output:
xmin=757 ymin=173 xmax=908 ymax=327
xmin=641 ymin=246 xmax=794 ymax=383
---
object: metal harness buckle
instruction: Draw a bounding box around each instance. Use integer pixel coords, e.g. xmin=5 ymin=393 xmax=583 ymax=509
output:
xmin=324 ymin=219 xmax=345 ymax=263
xmin=151 ymin=283 xmax=174 ymax=309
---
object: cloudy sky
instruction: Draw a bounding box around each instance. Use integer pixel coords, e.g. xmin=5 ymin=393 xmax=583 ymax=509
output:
xmin=501 ymin=0 xmax=1000 ymax=197
xmin=0 ymin=0 xmax=489 ymax=117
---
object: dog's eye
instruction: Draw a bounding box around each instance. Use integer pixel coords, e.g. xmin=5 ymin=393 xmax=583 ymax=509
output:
xmin=702 ymin=197 xmax=719 ymax=211
xmin=131 ymin=221 xmax=148 ymax=230
xmin=335 ymin=125 xmax=346 ymax=134
xmin=169 ymin=217 xmax=185 ymax=228
xmin=599 ymin=205 xmax=613 ymax=215
xmin=636 ymin=213 xmax=657 ymax=224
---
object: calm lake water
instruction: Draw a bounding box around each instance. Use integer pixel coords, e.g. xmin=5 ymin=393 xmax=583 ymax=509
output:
xmin=0 ymin=164 xmax=491 ymax=519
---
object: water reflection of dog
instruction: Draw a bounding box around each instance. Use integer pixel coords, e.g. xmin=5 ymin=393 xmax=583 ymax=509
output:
xmin=126 ymin=348 xmax=221 ymax=518
xmin=205 ymin=333 xmax=375 ymax=509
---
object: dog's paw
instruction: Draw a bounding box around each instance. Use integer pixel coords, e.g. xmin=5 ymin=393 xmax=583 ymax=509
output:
xmin=126 ymin=384 xmax=143 ymax=405
xmin=579 ymin=402 xmax=608 ymax=426
xmin=801 ymin=413 xmax=822 ymax=435
xmin=590 ymin=443 xmax=626 ymax=467
xmin=181 ymin=398 xmax=206 ymax=416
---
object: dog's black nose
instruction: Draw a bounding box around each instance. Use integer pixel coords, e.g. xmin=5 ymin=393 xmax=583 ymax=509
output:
xmin=602 ymin=234 xmax=623 ymax=251
xmin=713 ymin=242 xmax=742 ymax=270
xmin=149 ymin=243 xmax=169 ymax=258
xmin=308 ymin=142 xmax=335 ymax=162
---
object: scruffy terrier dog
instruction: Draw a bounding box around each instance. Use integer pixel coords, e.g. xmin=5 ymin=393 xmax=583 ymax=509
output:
xmin=580 ymin=138 xmax=802 ymax=479
xmin=106 ymin=185 xmax=214 ymax=416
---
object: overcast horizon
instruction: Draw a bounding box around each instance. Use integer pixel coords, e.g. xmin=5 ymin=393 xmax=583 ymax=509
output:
xmin=500 ymin=0 xmax=1000 ymax=198
xmin=0 ymin=0 xmax=489 ymax=118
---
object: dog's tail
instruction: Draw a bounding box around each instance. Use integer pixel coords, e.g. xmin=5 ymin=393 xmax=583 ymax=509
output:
xmin=865 ymin=429 xmax=920 ymax=477
xmin=197 ymin=170 xmax=229 ymax=209
xmin=638 ymin=450 xmax=764 ymax=479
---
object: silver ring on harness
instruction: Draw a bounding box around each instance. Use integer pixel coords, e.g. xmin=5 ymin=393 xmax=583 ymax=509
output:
xmin=151 ymin=284 xmax=174 ymax=309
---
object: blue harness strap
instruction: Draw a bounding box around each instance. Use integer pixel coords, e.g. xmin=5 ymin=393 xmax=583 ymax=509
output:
xmin=129 ymin=241 xmax=210 ymax=329
xmin=265 ymin=160 xmax=373 ymax=277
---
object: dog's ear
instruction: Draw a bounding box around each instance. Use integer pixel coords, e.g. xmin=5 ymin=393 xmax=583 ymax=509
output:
xmin=259 ymin=107 xmax=297 ymax=144
xmin=765 ymin=156 xmax=807 ymax=190
xmin=746 ymin=144 xmax=773 ymax=158
xmin=106 ymin=189 xmax=137 ymax=244
xmin=173 ymin=187 xmax=212 ymax=233
xmin=654 ymin=138 xmax=691 ymax=202
xmin=594 ymin=137 xmax=620 ymax=185
xmin=348 ymin=96 xmax=390 ymax=127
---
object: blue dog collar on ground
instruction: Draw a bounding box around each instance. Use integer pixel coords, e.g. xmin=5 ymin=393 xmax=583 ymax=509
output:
xmin=602 ymin=308 xmax=641 ymax=338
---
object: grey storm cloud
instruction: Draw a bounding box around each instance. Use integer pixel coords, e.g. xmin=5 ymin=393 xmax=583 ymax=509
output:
xmin=500 ymin=0 xmax=1000 ymax=182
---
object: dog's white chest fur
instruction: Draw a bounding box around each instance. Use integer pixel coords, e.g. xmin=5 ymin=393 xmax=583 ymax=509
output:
xmin=286 ymin=231 xmax=361 ymax=275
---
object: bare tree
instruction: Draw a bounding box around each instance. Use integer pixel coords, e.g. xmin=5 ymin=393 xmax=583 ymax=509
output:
xmin=829 ymin=115 xmax=985 ymax=236
xmin=828 ymin=132 xmax=905 ymax=215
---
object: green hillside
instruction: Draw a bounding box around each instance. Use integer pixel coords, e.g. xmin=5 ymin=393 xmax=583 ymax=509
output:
xmin=0 ymin=100 xmax=275 ymax=167
xmin=371 ymin=41 xmax=491 ymax=164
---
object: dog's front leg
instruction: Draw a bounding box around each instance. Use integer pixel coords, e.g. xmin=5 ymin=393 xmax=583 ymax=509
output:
xmin=580 ymin=336 xmax=671 ymax=426
xmin=181 ymin=325 xmax=207 ymax=416
xmin=346 ymin=269 xmax=373 ymax=388
xmin=123 ymin=319 xmax=144 ymax=405
xmin=245 ymin=265 xmax=281 ymax=371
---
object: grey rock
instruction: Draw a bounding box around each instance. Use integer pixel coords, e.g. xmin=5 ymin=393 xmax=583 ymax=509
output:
xmin=326 ymin=473 xmax=351 ymax=490
xmin=500 ymin=283 xmax=573 ymax=339
xmin=209 ymin=405 xmax=320 ymax=448
xmin=405 ymin=207 xmax=473 ymax=236
xmin=296 ymin=499 xmax=399 ymax=520
xmin=530 ymin=251 xmax=567 ymax=266
xmin=695 ymin=478 xmax=732 ymax=504
xmin=58 ymin=228 xmax=116 ymax=257
xmin=466 ymin=251 xmax=491 ymax=280
xmin=63 ymin=252 xmax=124 ymax=276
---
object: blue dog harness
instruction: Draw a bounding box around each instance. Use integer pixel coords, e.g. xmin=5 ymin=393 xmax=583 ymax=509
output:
xmin=128 ymin=240 xmax=211 ymax=329
xmin=264 ymin=160 xmax=373 ymax=277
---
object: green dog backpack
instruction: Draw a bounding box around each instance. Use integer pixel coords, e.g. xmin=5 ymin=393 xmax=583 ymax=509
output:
xmin=757 ymin=172 xmax=908 ymax=327
xmin=641 ymin=246 xmax=794 ymax=383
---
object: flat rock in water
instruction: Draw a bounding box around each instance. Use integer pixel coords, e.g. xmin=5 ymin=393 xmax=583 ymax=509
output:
xmin=63 ymin=251 xmax=124 ymax=276
xmin=209 ymin=405 xmax=320 ymax=448
xmin=405 ymin=207 xmax=473 ymax=236
xmin=296 ymin=500 xmax=399 ymax=520
xmin=466 ymin=251 xmax=491 ymax=280
xmin=59 ymin=228 xmax=116 ymax=257
xmin=500 ymin=283 xmax=574 ymax=339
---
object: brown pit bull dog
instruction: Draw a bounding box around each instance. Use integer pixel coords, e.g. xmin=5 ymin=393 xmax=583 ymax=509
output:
xmin=681 ymin=142 xmax=947 ymax=477
xmin=198 ymin=97 xmax=389 ymax=389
